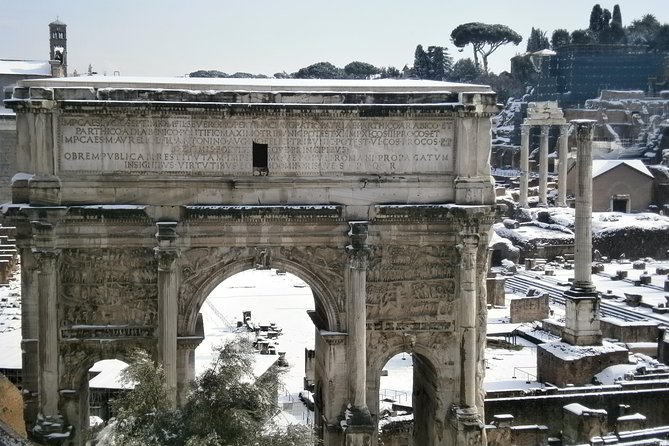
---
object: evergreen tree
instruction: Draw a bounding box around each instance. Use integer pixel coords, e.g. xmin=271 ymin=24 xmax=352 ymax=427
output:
xmin=294 ymin=61 xmax=345 ymax=79
xmin=551 ymin=29 xmax=571 ymax=49
xmin=344 ymin=61 xmax=381 ymax=79
xmin=526 ymin=28 xmax=550 ymax=52
xmin=426 ymin=46 xmax=452 ymax=80
xmin=413 ymin=44 xmax=430 ymax=78
xmin=99 ymin=341 xmax=313 ymax=446
xmin=571 ymin=29 xmax=594 ymax=45
xmin=450 ymin=58 xmax=481 ymax=83
xmin=589 ymin=4 xmax=604 ymax=32
xmin=450 ymin=22 xmax=523 ymax=72
xmin=379 ymin=66 xmax=401 ymax=79
xmin=612 ymin=4 xmax=622 ymax=27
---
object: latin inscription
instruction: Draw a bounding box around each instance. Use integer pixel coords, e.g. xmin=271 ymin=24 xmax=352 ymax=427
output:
xmin=58 ymin=114 xmax=455 ymax=176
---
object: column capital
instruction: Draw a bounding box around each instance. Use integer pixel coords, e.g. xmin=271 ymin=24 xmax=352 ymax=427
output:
xmin=31 ymin=248 xmax=60 ymax=271
xmin=347 ymin=221 xmax=370 ymax=270
xmin=560 ymin=124 xmax=570 ymax=135
xmin=155 ymin=248 xmax=180 ymax=272
xmin=572 ymin=119 xmax=596 ymax=142
xmin=520 ymin=124 xmax=531 ymax=135
xmin=540 ymin=125 xmax=550 ymax=136
xmin=457 ymin=232 xmax=479 ymax=250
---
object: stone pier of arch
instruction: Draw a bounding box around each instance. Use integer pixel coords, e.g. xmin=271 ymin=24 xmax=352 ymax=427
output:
xmin=5 ymin=77 xmax=499 ymax=446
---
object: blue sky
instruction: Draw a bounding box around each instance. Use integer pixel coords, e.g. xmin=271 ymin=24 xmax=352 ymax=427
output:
xmin=1 ymin=1 xmax=668 ymax=77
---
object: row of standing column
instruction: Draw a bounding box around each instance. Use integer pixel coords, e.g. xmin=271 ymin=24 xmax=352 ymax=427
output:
xmin=519 ymin=124 xmax=569 ymax=208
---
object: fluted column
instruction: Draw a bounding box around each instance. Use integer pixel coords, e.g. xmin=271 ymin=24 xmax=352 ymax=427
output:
xmin=34 ymin=248 xmax=61 ymax=417
xmin=20 ymin=248 xmax=40 ymax=423
xmin=155 ymin=222 xmax=180 ymax=407
xmin=557 ymin=124 xmax=569 ymax=207
xmin=458 ymin=233 xmax=479 ymax=410
xmin=519 ymin=124 xmax=530 ymax=208
xmin=572 ymin=121 xmax=596 ymax=291
xmin=344 ymin=222 xmax=374 ymax=443
xmin=346 ymin=222 xmax=369 ymax=409
xmin=539 ymin=125 xmax=549 ymax=206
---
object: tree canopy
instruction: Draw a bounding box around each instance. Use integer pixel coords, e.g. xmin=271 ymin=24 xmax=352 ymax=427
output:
xmin=526 ymin=28 xmax=550 ymax=52
xmin=450 ymin=22 xmax=522 ymax=72
xmin=293 ymin=61 xmax=346 ymax=79
xmin=344 ymin=61 xmax=381 ymax=79
xmin=97 ymin=341 xmax=312 ymax=446
xmin=412 ymin=45 xmax=452 ymax=80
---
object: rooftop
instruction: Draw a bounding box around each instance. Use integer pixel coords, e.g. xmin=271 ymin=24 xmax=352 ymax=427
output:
xmin=0 ymin=60 xmax=51 ymax=76
xmin=16 ymin=76 xmax=492 ymax=94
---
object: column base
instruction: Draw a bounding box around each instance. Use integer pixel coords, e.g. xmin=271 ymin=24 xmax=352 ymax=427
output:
xmin=344 ymin=406 xmax=374 ymax=445
xmin=32 ymin=413 xmax=72 ymax=445
xmin=451 ymin=406 xmax=485 ymax=445
xmin=562 ymin=288 xmax=602 ymax=346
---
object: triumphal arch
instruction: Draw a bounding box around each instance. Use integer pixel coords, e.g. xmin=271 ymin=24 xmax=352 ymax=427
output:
xmin=5 ymin=77 xmax=498 ymax=445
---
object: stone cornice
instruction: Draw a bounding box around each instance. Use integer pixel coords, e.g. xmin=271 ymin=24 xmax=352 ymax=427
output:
xmin=184 ymin=205 xmax=343 ymax=222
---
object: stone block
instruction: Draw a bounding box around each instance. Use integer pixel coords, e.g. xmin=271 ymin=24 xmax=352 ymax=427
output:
xmin=600 ymin=317 xmax=659 ymax=343
xmin=562 ymin=403 xmax=608 ymax=446
xmin=632 ymin=261 xmax=646 ymax=270
xmin=625 ymin=293 xmax=642 ymax=307
xmin=537 ymin=342 xmax=628 ymax=387
xmin=486 ymin=277 xmax=506 ymax=307
xmin=28 ymin=175 xmax=61 ymax=206
xmin=510 ymin=295 xmax=549 ymax=323
xmin=640 ymin=274 xmax=652 ymax=285
xmin=592 ymin=263 xmax=604 ymax=274
xmin=10 ymin=173 xmax=31 ymax=204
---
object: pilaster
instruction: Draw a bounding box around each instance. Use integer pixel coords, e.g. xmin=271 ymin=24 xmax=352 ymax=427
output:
xmin=155 ymin=221 xmax=181 ymax=407
xmin=519 ymin=124 xmax=530 ymax=208
xmin=539 ymin=125 xmax=549 ymax=206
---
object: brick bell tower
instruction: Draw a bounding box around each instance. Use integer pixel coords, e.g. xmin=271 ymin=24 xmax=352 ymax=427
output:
xmin=49 ymin=19 xmax=67 ymax=77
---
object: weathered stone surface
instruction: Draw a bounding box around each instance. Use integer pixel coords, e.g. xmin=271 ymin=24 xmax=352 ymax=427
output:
xmin=510 ymin=294 xmax=549 ymax=323
xmin=5 ymin=78 xmax=499 ymax=446
xmin=537 ymin=341 xmax=628 ymax=387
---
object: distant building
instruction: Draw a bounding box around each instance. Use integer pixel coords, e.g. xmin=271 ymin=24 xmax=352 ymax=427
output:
xmin=526 ymin=44 xmax=667 ymax=108
xmin=567 ymin=159 xmax=654 ymax=212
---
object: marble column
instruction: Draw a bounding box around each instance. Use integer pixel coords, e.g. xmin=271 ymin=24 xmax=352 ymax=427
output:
xmin=345 ymin=222 xmax=374 ymax=442
xmin=155 ymin=222 xmax=180 ymax=407
xmin=34 ymin=248 xmax=61 ymax=417
xmin=519 ymin=124 xmax=530 ymax=208
xmin=20 ymin=248 xmax=40 ymax=424
xmin=557 ymin=124 xmax=569 ymax=207
xmin=539 ymin=125 xmax=549 ymax=206
xmin=346 ymin=222 xmax=369 ymax=409
xmin=572 ymin=121 xmax=596 ymax=292
xmin=458 ymin=233 xmax=479 ymax=410
xmin=562 ymin=119 xmax=602 ymax=346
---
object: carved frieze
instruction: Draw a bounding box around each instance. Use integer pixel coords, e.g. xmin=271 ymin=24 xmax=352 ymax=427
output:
xmin=366 ymin=320 xmax=454 ymax=332
xmin=59 ymin=248 xmax=158 ymax=327
xmin=366 ymin=245 xmax=458 ymax=320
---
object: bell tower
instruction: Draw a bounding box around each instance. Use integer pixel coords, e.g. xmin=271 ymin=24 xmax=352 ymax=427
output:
xmin=49 ymin=19 xmax=67 ymax=77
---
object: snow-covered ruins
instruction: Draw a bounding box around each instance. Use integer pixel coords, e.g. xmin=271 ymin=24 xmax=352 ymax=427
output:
xmin=2 ymin=15 xmax=669 ymax=446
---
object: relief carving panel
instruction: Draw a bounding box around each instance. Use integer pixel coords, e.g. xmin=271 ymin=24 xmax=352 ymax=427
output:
xmin=367 ymin=245 xmax=457 ymax=321
xmin=59 ymin=248 xmax=157 ymax=327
